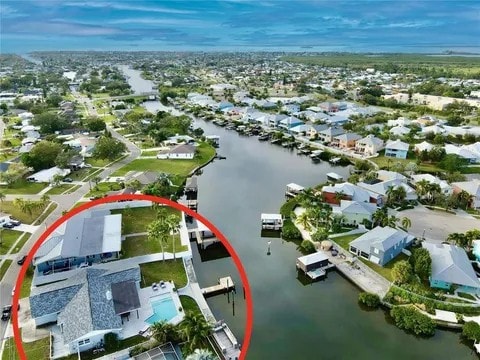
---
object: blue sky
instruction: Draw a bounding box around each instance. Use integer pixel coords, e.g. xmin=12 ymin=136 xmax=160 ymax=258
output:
xmin=1 ymin=0 xmax=479 ymax=53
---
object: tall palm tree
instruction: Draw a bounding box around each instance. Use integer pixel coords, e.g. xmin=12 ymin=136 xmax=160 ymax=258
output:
xmin=372 ymin=207 xmax=388 ymax=227
xmin=400 ymin=216 xmax=412 ymax=230
xmin=151 ymin=320 xmax=181 ymax=344
xmin=415 ymin=179 xmax=429 ymax=199
xmin=181 ymin=311 xmax=212 ymax=353
xmin=456 ymin=190 xmax=471 ymax=210
xmin=40 ymin=194 xmax=50 ymax=209
xmin=166 ymin=213 xmax=181 ymax=260
xmin=13 ymin=198 xmax=26 ymax=213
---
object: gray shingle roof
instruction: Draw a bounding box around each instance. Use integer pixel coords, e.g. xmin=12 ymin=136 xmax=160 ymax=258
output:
xmin=423 ymin=242 xmax=480 ymax=288
xmin=31 ymin=265 xmax=141 ymax=344
xmin=349 ymin=226 xmax=413 ymax=254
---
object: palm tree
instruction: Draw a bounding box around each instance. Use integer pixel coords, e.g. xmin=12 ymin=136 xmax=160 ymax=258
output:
xmin=181 ymin=311 xmax=212 ymax=353
xmin=456 ymin=190 xmax=471 ymax=210
xmin=415 ymin=179 xmax=430 ymax=199
xmin=147 ymin=218 xmax=169 ymax=262
xmin=40 ymin=194 xmax=50 ymax=209
xmin=386 ymin=215 xmax=399 ymax=228
xmin=372 ymin=207 xmax=388 ymax=227
xmin=166 ymin=214 xmax=181 ymax=260
xmin=186 ymin=349 xmax=216 ymax=360
xmin=151 ymin=320 xmax=181 ymax=344
xmin=13 ymin=198 xmax=26 ymax=213
xmin=93 ymin=176 xmax=101 ymax=189
xmin=296 ymin=211 xmax=312 ymax=231
xmin=400 ymin=216 xmax=412 ymax=230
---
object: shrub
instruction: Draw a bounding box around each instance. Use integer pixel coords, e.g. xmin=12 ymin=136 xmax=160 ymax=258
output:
xmin=358 ymin=292 xmax=381 ymax=308
xmin=390 ymin=306 xmax=436 ymax=336
xmin=280 ymin=198 xmax=299 ymax=219
xmin=300 ymin=240 xmax=316 ymax=254
xmin=281 ymin=219 xmax=302 ymax=240
xmin=104 ymin=333 xmax=119 ymax=352
xmin=462 ymin=321 xmax=480 ymax=341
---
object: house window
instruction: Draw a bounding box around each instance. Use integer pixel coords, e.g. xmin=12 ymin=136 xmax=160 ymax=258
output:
xmin=360 ymin=251 xmax=369 ymax=259
xmin=78 ymin=339 xmax=90 ymax=346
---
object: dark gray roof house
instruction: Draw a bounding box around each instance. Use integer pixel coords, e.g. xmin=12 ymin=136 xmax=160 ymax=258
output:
xmin=30 ymin=265 xmax=141 ymax=345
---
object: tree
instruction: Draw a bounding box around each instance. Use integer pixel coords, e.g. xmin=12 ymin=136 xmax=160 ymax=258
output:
xmin=0 ymin=192 xmax=4 ymax=211
xmin=86 ymin=118 xmax=107 ymax=132
xmin=296 ymin=211 xmax=311 ymax=231
xmin=390 ymin=306 xmax=435 ymax=336
xmin=148 ymin=209 xmax=171 ymax=261
xmin=372 ymin=207 xmax=389 ymax=227
xmin=392 ymin=260 xmax=412 ymax=285
xmin=181 ymin=311 xmax=212 ymax=353
xmin=440 ymin=154 xmax=467 ymax=174
xmin=32 ymin=112 xmax=69 ymax=134
xmin=400 ymin=216 xmax=412 ymax=230
xmin=21 ymin=141 xmax=62 ymax=171
xmin=151 ymin=320 xmax=181 ymax=344
xmin=55 ymin=148 xmax=78 ymax=169
xmin=410 ymin=248 xmax=431 ymax=280
xmin=52 ymin=174 xmax=64 ymax=187
xmin=358 ymin=292 xmax=380 ymax=308
xmin=447 ymin=232 xmax=469 ymax=248
xmin=166 ymin=214 xmax=181 ymax=260
xmin=92 ymin=136 xmax=126 ymax=160
xmin=185 ymin=349 xmax=216 ymax=360
xmin=125 ymin=179 xmax=142 ymax=191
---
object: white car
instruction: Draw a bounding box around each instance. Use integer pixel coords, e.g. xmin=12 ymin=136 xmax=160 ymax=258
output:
xmin=11 ymin=286 xmax=15 ymax=297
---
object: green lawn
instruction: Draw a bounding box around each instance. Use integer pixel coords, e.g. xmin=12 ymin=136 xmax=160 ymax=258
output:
xmin=331 ymin=234 xmax=362 ymax=251
xmin=46 ymin=184 xmax=76 ymax=195
xmin=86 ymin=182 xmax=123 ymax=197
xmin=112 ymin=206 xmax=180 ymax=234
xmin=112 ymin=142 xmax=215 ymax=176
xmin=86 ymin=157 xmax=113 ymax=167
xmin=20 ymin=266 xmax=34 ymax=298
xmin=61 ymin=336 xmax=145 ymax=360
xmin=0 ymin=180 xmax=46 ymax=195
xmin=12 ymin=233 xmax=30 ymax=255
xmin=122 ymin=234 xmax=187 ymax=258
xmin=360 ymin=252 xmax=410 ymax=282
xmin=0 ymin=201 xmax=53 ymax=224
xmin=370 ymin=155 xmax=442 ymax=173
xmin=0 ymin=230 xmax=24 ymax=255
xmin=32 ymin=203 xmax=58 ymax=226
xmin=0 ymin=260 xmax=12 ymax=281
xmin=69 ymin=167 xmax=98 ymax=181
xmin=140 ymin=259 xmax=187 ymax=288
xmin=140 ymin=150 xmax=158 ymax=156
xmin=1 ymin=331 xmax=50 ymax=360
xmin=180 ymin=295 xmax=201 ymax=314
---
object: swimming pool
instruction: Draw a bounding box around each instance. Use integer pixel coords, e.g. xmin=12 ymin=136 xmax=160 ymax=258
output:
xmin=145 ymin=296 xmax=178 ymax=325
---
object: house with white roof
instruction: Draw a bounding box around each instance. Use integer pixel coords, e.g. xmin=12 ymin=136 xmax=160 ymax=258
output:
xmin=414 ymin=141 xmax=434 ymax=153
xmin=33 ymin=209 xmax=122 ymax=274
xmin=349 ymin=226 xmax=415 ymax=266
xmin=376 ymin=170 xmax=407 ymax=182
xmin=452 ymin=179 xmax=480 ymax=209
xmin=423 ymin=242 xmax=480 ymax=293
xmin=422 ymin=124 xmax=446 ymax=135
xmin=355 ymin=135 xmax=384 ymax=156
xmin=410 ymin=173 xmax=452 ymax=195
xmin=387 ymin=118 xmax=411 ymax=127
xmin=333 ymin=200 xmax=377 ymax=225
xmin=26 ymin=167 xmax=71 ymax=183
xmin=445 ymin=144 xmax=479 ymax=163
xmin=157 ymin=144 xmax=196 ymax=160
xmin=389 ymin=125 xmax=410 ymax=137
xmin=385 ymin=140 xmax=409 ymax=159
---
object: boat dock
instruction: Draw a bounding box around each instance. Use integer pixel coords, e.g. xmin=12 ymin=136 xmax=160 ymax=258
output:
xmin=201 ymin=276 xmax=236 ymax=297
xmin=182 ymin=258 xmax=241 ymax=360
xmin=296 ymin=252 xmax=336 ymax=280
xmin=285 ymin=183 xmax=305 ymax=198
xmin=261 ymin=213 xmax=283 ymax=230
xmin=188 ymin=220 xmax=219 ymax=249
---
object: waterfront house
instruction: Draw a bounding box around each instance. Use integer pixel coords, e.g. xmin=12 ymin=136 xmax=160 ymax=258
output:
xmin=410 ymin=174 xmax=452 ymax=195
xmin=422 ymin=242 xmax=480 ymax=293
xmin=29 ymin=264 xmax=141 ymax=355
xmin=451 ymin=179 xmax=480 ymax=209
xmin=290 ymin=124 xmax=312 ymax=135
xmin=317 ymin=126 xmax=345 ymax=143
xmin=349 ymin=226 xmax=415 ymax=266
xmin=385 ymin=140 xmax=409 ymax=159
xmin=278 ymin=116 xmax=304 ymax=130
xmin=357 ymin=179 xmax=417 ymax=203
xmin=157 ymin=144 xmax=195 ymax=160
xmin=332 ymin=133 xmax=362 ymax=149
xmin=309 ymin=124 xmax=329 ymax=139
xmin=333 ymin=200 xmax=377 ymax=225
xmin=355 ymin=135 xmax=384 ymax=156
xmin=268 ymin=114 xmax=288 ymax=128
xmin=296 ymin=252 xmax=329 ymax=279
xmin=33 ymin=209 xmax=122 ymax=274
xmin=285 ymin=183 xmax=305 ymax=198
xmin=321 ymin=182 xmax=373 ymax=205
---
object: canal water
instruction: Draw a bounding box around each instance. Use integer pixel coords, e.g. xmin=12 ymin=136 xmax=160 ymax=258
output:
xmin=122 ymin=68 xmax=476 ymax=360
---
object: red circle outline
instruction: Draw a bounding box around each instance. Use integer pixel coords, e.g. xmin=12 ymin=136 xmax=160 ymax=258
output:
xmin=12 ymin=194 xmax=253 ymax=359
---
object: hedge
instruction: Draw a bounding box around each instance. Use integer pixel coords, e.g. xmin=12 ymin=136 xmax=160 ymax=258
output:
xmin=281 ymin=219 xmax=302 ymax=240
xmin=390 ymin=305 xmax=436 ymax=336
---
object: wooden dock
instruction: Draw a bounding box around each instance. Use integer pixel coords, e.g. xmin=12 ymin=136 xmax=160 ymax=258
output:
xmin=202 ymin=276 xmax=235 ymax=297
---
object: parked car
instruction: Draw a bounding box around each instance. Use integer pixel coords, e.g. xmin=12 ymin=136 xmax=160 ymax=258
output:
xmin=9 ymin=219 xmax=21 ymax=226
xmin=2 ymin=222 xmax=14 ymax=229
xmin=1 ymin=306 xmax=11 ymax=321
xmin=64 ymin=177 xmax=73 ymax=183
xmin=17 ymin=255 xmax=27 ymax=265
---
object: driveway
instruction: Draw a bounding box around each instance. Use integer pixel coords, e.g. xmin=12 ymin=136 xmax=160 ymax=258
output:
xmin=398 ymin=206 xmax=480 ymax=242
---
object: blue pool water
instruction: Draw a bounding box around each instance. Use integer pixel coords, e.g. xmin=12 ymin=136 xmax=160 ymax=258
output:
xmin=145 ymin=296 xmax=178 ymax=325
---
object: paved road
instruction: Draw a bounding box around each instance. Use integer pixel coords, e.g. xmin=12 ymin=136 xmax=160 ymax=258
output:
xmin=396 ymin=205 xmax=480 ymax=242
xmin=0 ymin=114 xmax=141 ymax=346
